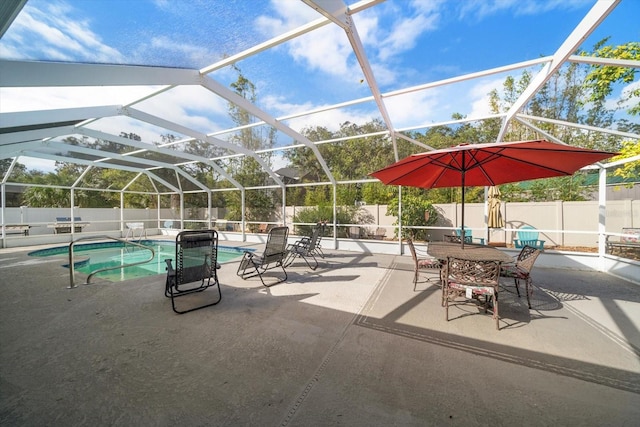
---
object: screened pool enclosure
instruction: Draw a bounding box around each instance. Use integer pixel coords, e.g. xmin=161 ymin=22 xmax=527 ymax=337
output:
xmin=1 ymin=0 xmax=638 ymax=262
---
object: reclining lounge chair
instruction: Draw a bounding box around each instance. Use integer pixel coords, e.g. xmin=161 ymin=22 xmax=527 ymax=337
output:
xmin=237 ymin=226 xmax=289 ymax=287
xmin=164 ymin=230 xmax=221 ymax=314
xmin=284 ymin=224 xmax=322 ymax=270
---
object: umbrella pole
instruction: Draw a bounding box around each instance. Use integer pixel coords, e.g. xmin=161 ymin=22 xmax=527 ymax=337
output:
xmin=460 ymin=171 xmax=465 ymax=248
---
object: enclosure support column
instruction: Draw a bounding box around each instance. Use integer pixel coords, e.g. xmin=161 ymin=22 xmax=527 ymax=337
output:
xmin=208 ymin=191 xmax=212 ymax=229
xmin=180 ymin=192 xmax=184 ymax=229
xmin=241 ymin=188 xmax=246 ymax=239
xmin=1 ymin=183 xmax=6 ymax=245
xmin=157 ymin=194 xmax=161 ymax=229
xmin=398 ymin=186 xmax=403 ymax=255
xmin=483 ymin=186 xmax=489 ymax=243
xmin=120 ymin=192 xmax=125 ymax=233
xmin=70 ymin=189 xmax=75 ymax=235
xmin=332 ymin=184 xmax=337 ymax=249
xmin=597 ymin=167 xmax=607 ymax=271
xmin=281 ymin=187 xmax=286 ymax=227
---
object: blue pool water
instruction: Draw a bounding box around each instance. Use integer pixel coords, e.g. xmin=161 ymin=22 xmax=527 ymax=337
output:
xmin=28 ymin=240 xmax=250 ymax=282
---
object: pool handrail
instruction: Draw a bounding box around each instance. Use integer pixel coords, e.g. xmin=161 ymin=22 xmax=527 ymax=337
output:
xmin=68 ymin=235 xmax=155 ymax=288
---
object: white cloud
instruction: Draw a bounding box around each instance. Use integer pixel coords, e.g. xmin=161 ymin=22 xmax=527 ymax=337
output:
xmin=458 ymin=0 xmax=590 ymax=19
xmin=617 ymin=80 xmax=640 ymax=111
xmin=468 ymin=77 xmax=504 ymax=118
xmin=260 ymin=0 xmax=320 ymax=30
xmin=263 ymin=94 xmax=378 ymax=134
xmin=0 ymin=1 xmax=124 ymax=63
xmin=384 ymin=90 xmax=442 ymax=129
xmin=0 ymin=85 xmax=209 ymax=146
xmin=382 ymin=76 xmax=505 ymax=130
xmin=13 ymin=156 xmax=57 ymax=173
xmin=134 ymin=86 xmax=230 ymax=134
xmin=374 ymin=8 xmax=440 ymax=61
xmin=286 ymin=107 xmax=379 ymax=134
xmin=148 ymin=36 xmax=214 ymax=67
xmin=256 ymin=1 xmax=365 ymax=79
xmin=0 ymin=86 xmax=160 ymax=113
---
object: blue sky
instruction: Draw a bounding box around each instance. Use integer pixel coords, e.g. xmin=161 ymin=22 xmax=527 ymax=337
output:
xmin=0 ymin=0 xmax=638 ymax=171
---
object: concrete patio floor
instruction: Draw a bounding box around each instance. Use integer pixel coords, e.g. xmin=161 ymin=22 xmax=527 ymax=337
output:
xmin=1 ymin=241 xmax=639 ymax=426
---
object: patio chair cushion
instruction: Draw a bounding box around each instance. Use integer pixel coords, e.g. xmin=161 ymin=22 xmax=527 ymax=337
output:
xmin=447 ymin=281 xmax=496 ymax=296
xmin=499 ymin=264 xmax=528 ymax=279
xmin=406 ymin=238 xmax=443 ymax=290
xmin=444 ymin=257 xmax=502 ymax=330
xmin=417 ymin=258 xmax=441 ymax=268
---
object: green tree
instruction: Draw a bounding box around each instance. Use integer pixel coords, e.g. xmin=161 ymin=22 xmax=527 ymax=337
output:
xmin=582 ymin=39 xmax=640 ymax=117
xmin=0 ymin=159 xmax=28 ymax=206
xmin=611 ymin=140 xmax=640 ymax=187
xmin=286 ymin=119 xmax=394 ymax=206
xmin=386 ymin=191 xmax=438 ymax=241
xmin=223 ymin=66 xmax=278 ymax=228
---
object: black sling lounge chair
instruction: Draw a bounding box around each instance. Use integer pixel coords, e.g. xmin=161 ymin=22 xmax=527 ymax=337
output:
xmin=284 ymin=224 xmax=322 ymax=270
xmin=165 ymin=230 xmax=221 ymax=314
xmin=237 ymin=226 xmax=289 ymax=287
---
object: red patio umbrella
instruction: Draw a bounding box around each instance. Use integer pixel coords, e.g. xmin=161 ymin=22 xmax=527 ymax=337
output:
xmin=370 ymin=140 xmax=617 ymax=247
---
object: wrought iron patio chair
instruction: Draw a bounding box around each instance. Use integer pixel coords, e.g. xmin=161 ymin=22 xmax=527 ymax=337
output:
xmin=284 ymin=224 xmax=322 ymax=270
xmin=236 ymin=226 xmax=289 ymax=287
xmin=164 ymin=230 xmax=221 ymax=314
xmin=500 ymin=245 xmax=541 ymax=309
xmin=444 ymin=257 xmax=502 ymax=330
xmin=406 ymin=238 xmax=442 ymax=291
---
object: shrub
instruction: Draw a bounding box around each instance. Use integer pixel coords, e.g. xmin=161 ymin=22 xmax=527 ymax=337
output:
xmin=386 ymin=194 xmax=438 ymax=241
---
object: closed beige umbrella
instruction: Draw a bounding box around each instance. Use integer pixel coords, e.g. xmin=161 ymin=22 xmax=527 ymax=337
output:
xmin=488 ymin=186 xmax=504 ymax=228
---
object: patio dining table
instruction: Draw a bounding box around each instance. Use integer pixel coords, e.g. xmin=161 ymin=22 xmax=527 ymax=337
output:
xmin=427 ymin=241 xmax=514 ymax=263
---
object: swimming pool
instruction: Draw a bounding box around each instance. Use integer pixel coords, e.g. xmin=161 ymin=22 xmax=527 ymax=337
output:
xmin=28 ymin=240 xmax=251 ymax=282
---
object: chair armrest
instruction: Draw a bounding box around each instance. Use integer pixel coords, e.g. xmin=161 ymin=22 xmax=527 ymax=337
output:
xmin=165 ymin=258 xmax=175 ymax=275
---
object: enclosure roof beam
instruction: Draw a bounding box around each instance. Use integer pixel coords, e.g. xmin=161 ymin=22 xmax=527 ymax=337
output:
xmin=303 ymin=0 xmax=398 ymax=158
xmin=199 ymin=0 xmax=379 ymax=74
xmin=513 ymin=118 xmax=566 ymax=145
xmin=0 ymin=60 xmax=202 ymax=87
xmin=516 ymin=114 xmax=640 ymax=140
xmin=122 ymin=172 xmax=144 ymax=192
xmin=20 ymin=151 xmax=180 ymax=193
xmin=201 ymin=76 xmax=336 ymax=185
xmin=397 ymin=113 xmax=505 ymax=134
xmin=0 ymin=105 xmax=121 ymax=129
xmin=0 ymin=125 xmax=80 ymax=147
xmin=567 ymin=54 xmax=640 ymax=68
xmin=45 ymin=141 xmax=209 ymax=192
xmin=72 ymin=165 xmax=94 ymax=189
xmin=123 ymin=106 xmax=284 ymax=187
xmin=497 ymin=0 xmax=620 ymax=141
xmin=78 ymin=128 xmax=243 ymax=189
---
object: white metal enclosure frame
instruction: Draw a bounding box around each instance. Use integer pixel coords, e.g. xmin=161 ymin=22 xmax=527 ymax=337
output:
xmin=0 ymin=0 xmax=638 ymax=249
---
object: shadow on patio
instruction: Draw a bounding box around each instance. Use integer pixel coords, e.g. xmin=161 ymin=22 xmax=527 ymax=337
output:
xmin=1 ymin=244 xmax=639 ymax=425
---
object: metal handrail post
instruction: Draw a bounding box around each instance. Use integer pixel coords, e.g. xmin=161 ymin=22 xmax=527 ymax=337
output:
xmin=68 ymin=235 xmax=155 ymax=288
